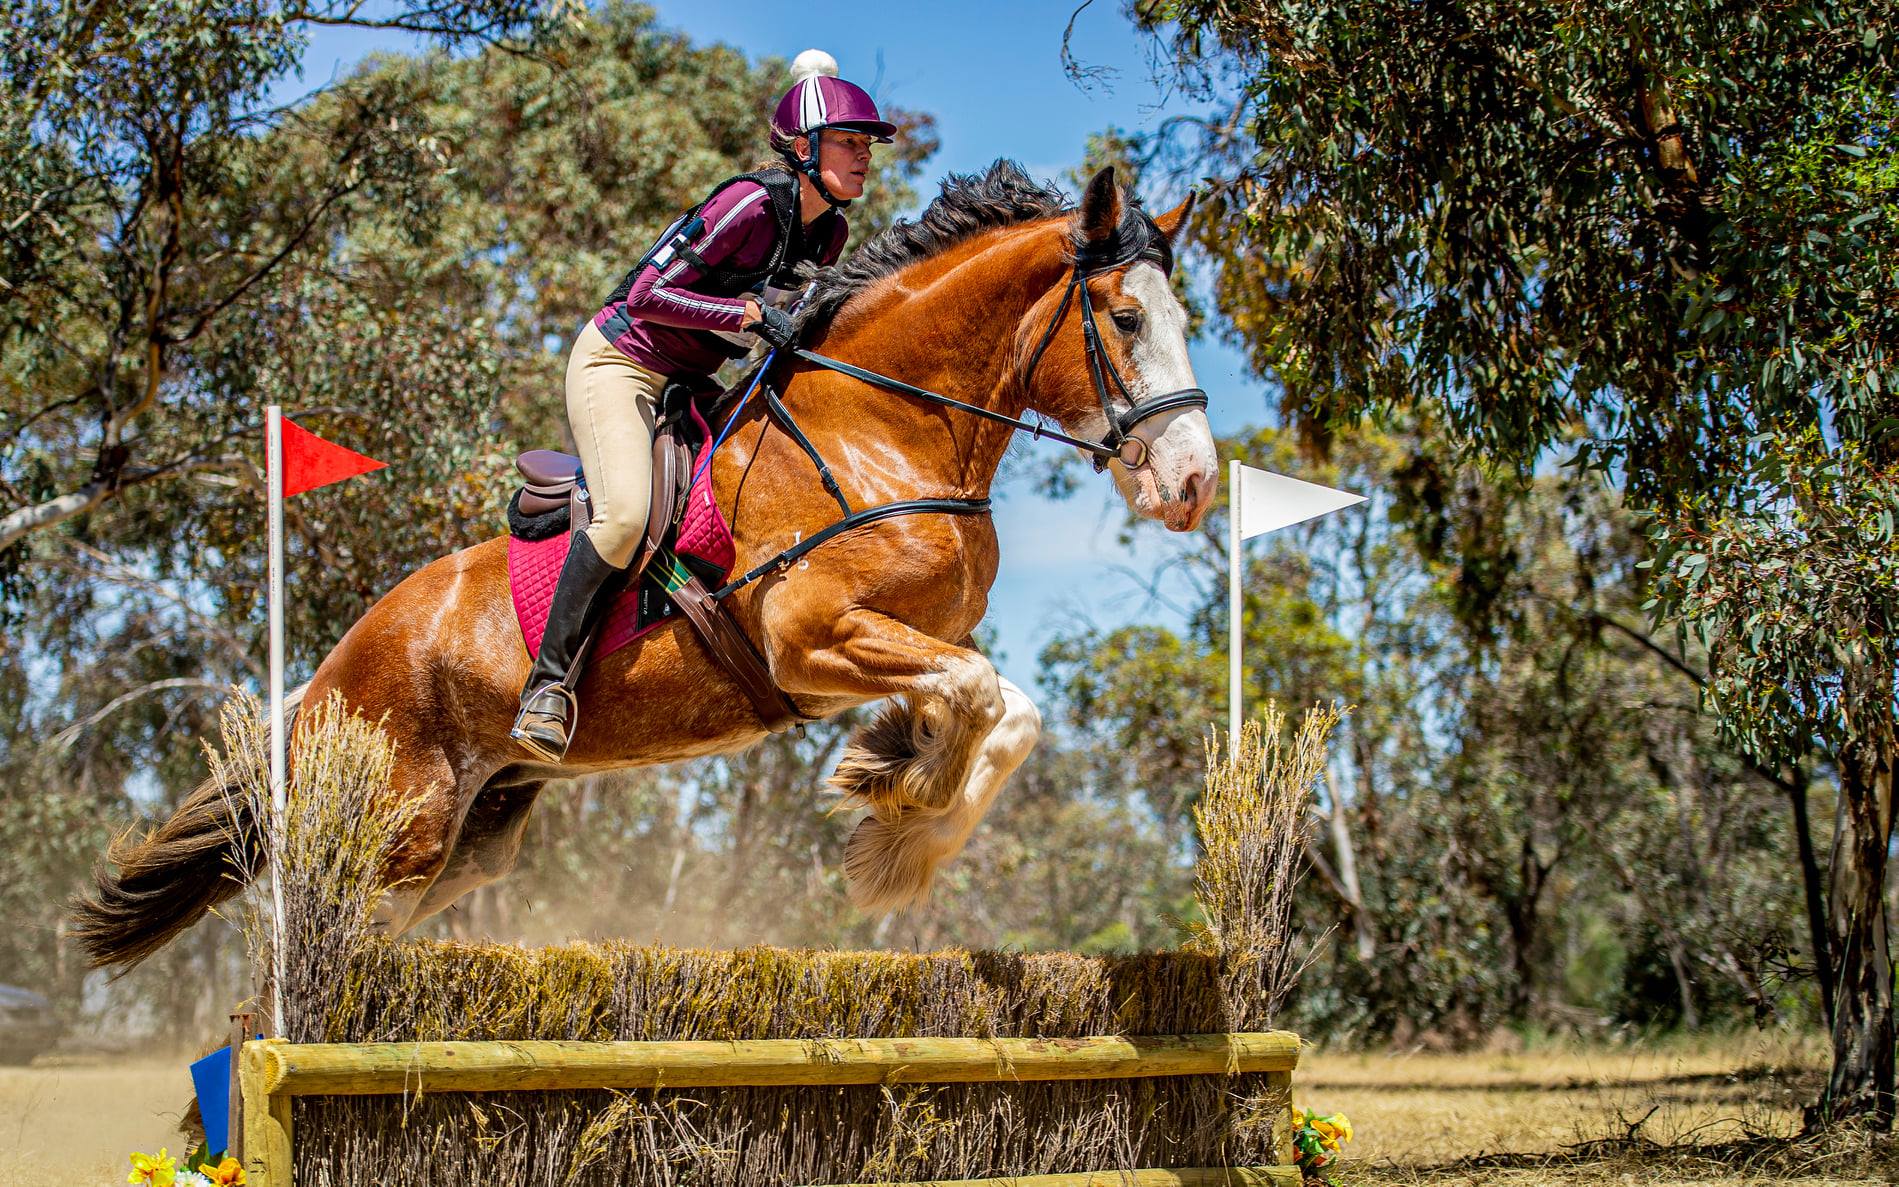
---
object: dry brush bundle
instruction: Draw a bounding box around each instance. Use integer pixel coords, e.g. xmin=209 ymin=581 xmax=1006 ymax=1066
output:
xmin=290 ymin=941 xmax=1283 ymax=1185
xmin=1191 ymin=702 xmax=1342 ymax=1033
xmin=213 ymin=690 xmax=417 ymax=1041
xmin=209 ymin=695 xmax=1334 ymax=1183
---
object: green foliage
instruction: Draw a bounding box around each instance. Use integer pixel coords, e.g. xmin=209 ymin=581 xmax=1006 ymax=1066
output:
xmin=1651 ymin=435 xmax=1899 ymax=769
xmin=1151 ymin=0 xmax=1893 ymax=497
xmin=1129 ymin=0 xmax=1891 ymax=1084
xmin=0 ymin=0 xmax=938 ymax=1016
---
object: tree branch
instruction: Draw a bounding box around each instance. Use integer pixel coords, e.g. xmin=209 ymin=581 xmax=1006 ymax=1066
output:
xmin=49 ymin=678 xmax=232 ymax=751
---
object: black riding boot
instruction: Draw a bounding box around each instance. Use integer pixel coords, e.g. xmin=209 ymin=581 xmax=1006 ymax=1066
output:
xmin=512 ymin=532 xmax=625 ymax=762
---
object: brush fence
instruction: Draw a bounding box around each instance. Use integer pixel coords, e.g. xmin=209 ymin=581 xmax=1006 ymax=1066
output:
xmin=238 ymin=1030 xmax=1302 ymax=1186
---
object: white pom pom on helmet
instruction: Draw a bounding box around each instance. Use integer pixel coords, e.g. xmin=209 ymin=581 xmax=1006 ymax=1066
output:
xmin=789 ymin=48 xmax=838 ymax=85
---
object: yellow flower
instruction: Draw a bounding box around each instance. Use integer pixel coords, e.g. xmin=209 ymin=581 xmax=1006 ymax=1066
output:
xmin=1335 ymin=1113 xmax=1354 ymax=1143
xmin=1292 ymin=1106 xmax=1307 ymax=1127
xmin=129 ymin=1149 xmax=178 ymax=1186
xmin=205 ymin=1156 xmax=246 ymax=1186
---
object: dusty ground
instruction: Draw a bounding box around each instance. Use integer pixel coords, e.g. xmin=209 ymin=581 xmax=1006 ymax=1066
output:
xmin=1 ymin=1035 xmax=1886 ymax=1185
xmin=0 ymin=1053 xmax=196 ymax=1186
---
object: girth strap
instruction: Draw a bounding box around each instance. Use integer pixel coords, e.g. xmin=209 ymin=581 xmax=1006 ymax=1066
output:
xmin=669 ymin=571 xmax=809 ymax=733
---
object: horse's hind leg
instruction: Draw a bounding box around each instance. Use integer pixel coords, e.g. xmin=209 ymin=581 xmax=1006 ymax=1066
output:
xmin=358 ymin=744 xmax=465 ymax=934
xmin=398 ymin=771 xmax=547 ymax=931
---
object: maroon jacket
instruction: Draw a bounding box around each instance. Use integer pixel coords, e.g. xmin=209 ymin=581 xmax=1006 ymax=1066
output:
xmin=593 ymin=179 xmax=848 ymax=377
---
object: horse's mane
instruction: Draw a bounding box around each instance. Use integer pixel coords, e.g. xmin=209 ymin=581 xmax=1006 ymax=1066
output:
xmin=798 ymin=160 xmax=1070 ymax=336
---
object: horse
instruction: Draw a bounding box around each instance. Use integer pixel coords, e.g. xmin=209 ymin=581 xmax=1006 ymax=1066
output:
xmin=71 ymin=162 xmax=1219 ymax=970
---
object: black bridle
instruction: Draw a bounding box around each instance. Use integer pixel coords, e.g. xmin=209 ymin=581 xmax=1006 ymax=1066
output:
xmin=711 ymin=227 xmax=1207 ymax=600
xmin=794 ymin=248 xmax=1208 ymax=473
xmin=1019 ymin=257 xmax=1209 ymax=470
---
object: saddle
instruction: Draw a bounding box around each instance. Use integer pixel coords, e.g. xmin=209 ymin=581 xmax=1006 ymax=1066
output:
xmin=505 ymin=383 xmax=807 ymax=733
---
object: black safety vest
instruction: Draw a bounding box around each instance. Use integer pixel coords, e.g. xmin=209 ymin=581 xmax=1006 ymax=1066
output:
xmin=602 ymin=169 xmax=838 ymax=312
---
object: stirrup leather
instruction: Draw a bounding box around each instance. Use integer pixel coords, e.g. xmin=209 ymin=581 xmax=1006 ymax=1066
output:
xmin=511 ymin=682 xmax=580 ymax=762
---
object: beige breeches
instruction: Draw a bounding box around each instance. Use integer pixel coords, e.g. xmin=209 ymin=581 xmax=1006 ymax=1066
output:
xmin=566 ymin=320 xmax=666 ymax=570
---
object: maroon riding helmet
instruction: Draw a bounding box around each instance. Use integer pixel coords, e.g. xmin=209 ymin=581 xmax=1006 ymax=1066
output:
xmin=770 ymin=50 xmax=896 ymax=208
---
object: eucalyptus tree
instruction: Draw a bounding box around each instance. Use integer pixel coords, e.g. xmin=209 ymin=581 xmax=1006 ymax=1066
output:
xmin=1141 ymin=0 xmax=1896 ymax=1123
xmin=0 ymin=0 xmax=934 ymax=1006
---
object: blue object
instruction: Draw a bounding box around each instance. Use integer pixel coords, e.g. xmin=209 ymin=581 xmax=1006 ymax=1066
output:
xmin=191 ymin=1038 xmax=261 ymax=1155
xmin=691 ymin=350 xmax=774 ymax=489
xmin=190 ymin=1045 xmax=233 ymax=1155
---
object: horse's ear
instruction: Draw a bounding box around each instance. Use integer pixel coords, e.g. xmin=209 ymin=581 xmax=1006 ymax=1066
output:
xmin=1079 ymin=166 xmax=1123 ymax=243
xmin=1153 ymin=192 xmax=1197 ymax=245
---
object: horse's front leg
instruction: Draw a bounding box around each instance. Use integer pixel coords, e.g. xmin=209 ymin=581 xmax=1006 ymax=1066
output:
xmin=770 ymin=610 xmax=1039 ymax=911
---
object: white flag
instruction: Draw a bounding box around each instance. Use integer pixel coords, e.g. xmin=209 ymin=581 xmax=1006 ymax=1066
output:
xmin=1234 ymin=463 xmax=1365 ymax=540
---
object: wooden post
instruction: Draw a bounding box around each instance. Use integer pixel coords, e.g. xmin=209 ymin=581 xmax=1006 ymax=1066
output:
xmin=1266 ymin=1069 xmax=1295 ymax=1168
xmin=227 ymin=1011 xmax=254 ymax=1160
xmin=241 ymin=1039 xmax=293 ymax=1187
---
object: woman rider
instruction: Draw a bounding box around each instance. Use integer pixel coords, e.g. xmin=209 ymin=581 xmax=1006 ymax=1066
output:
xmin=512 ymin=50 xmax=897 ymax=762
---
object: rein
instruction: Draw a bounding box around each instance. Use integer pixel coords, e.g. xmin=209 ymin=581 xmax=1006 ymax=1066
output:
xmin=710 ymin=244 xmax=1206 ymax=600
xmin=794 ymin=258 xmax=1208 ymax=472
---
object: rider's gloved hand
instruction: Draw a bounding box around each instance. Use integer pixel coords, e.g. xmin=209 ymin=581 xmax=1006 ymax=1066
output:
xmin=746 ymin=304 xmax=797 ymax=350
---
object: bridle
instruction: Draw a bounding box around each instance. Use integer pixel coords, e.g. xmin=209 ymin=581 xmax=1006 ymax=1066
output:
xmin=706 ymin=214 xmax=1209 ymax=602
xmin=793 ymin=227 xmax=1208 ymax=473
xmin=1018 ymin=254 xmax=1210 ymax=470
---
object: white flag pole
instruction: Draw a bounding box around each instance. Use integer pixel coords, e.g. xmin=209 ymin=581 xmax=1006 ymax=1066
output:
xmin=1228 ymin=458 xmax=1242 ymax=748
xmin=265 ymin=405 xmax=288 ymax=1035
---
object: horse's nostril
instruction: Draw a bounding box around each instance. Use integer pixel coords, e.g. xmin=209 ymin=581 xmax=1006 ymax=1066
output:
xmin=1181 ymin=470 xmax=1203 ymax=509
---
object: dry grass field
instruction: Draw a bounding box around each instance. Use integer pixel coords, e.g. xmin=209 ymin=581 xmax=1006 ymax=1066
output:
xmin=0 ymin=1053 xmax=196 ymax=1187
xmin=2 ymin=1034 xmax=1889 ymax=1185
xmin=1300 ymin=1032 xmax=1890 ymax=1185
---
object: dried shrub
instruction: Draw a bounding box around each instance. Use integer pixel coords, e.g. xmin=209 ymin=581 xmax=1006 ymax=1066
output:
xmin=216 ymin=690 xmax=417 ymax=1040
xmin=213 ymin=696 xmax=1336 ymax=1183
xmin=1191 ymin=703 xmax=1343 ymax=1031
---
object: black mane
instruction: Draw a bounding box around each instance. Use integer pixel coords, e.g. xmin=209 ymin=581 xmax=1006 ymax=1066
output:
xmin=798 ymin=160 xmax=1070 ymax=335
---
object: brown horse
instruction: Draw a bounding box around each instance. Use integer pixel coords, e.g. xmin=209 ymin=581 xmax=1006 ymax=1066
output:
xmin=72 ymin=162 xmax=1218 ymax=969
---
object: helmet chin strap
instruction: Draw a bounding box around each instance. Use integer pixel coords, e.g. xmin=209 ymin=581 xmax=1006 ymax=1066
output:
xmin=790 ymin=128 xmax=853 ymax=210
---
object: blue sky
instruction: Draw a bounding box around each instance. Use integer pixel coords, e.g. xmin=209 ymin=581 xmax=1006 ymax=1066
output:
xmin=284 ymin=1 xmax=1276 ymax=690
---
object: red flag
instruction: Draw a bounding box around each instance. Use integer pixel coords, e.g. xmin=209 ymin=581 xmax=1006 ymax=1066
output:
xmin=280 ymin=416 xmax=386 ymax=497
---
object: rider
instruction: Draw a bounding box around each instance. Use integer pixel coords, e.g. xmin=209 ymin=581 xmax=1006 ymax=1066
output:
xmin=512 ymin=49 xmax=897 ymax=763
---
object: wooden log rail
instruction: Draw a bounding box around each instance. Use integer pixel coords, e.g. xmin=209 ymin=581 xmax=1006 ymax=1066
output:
xmin=239 ymin=1031 xmax=1303 ymax=1187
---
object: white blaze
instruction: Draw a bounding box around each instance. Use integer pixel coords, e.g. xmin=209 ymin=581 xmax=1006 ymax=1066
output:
xmin=1114 ymin=263 xmax=1217 ymax=523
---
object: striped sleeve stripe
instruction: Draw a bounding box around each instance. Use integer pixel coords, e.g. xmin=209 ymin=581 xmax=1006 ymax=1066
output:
xmin=696 ymin=186 xmax=769 ymax=252
xmin=651 ymin=286 xmax=746 ymax=317
xmin=642 ymin=184 xmax=771 ymax=317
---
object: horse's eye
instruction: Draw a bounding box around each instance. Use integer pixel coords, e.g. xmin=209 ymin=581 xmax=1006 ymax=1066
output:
xmin=1112 ymin=310 xmax=1143 ymax=334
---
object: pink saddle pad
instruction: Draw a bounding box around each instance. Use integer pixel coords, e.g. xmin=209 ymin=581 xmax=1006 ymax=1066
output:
xmin=507 ymin=407 xmax=735 ymax=660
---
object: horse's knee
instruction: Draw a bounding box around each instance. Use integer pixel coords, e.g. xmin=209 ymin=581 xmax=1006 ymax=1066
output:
xmin=927 ymin=652 xmax=1004 ymax=727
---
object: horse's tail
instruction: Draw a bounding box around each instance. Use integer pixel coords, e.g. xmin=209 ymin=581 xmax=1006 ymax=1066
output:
xmin=67 ymin=686 xmax=304 ymax=971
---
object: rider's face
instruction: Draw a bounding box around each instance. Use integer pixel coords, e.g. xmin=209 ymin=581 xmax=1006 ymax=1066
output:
xmin=808 ymin=130 xmax=875 ymax=200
